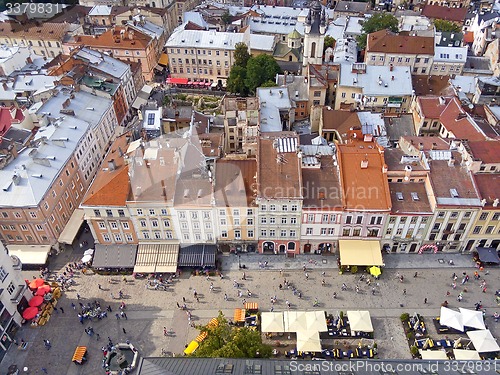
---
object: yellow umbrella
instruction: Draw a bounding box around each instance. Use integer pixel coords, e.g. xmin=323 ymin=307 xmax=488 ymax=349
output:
xmin=184 ymin=340 xmax=199 ymax=355
xmin=369 ymin=266 xmax=381 ymax=277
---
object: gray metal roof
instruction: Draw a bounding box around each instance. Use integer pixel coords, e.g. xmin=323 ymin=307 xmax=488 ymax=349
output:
xmin=0 ymin=116 xmax=90 ymax=207
xmin=75 ymin=48 xmax=130 ymax=79
xmin=137 ymin=357 xmax=497 ymax=375
xmin=166 ymin=28 xmax=245 ymax=50
xmin=339 ymin=63 xmax=413 ymax=96
xmin=37 ymin=87 xmax=113 ymax=129
xmin=249 ymin=34 xmax=275 ymax=52
xmin=128 ymin=20 xmax=164 ymax=40
xmin=92 ymin=244 xmax=138 ymax=268
xmin=249 ymin=18 xmax=305 ymax=35
xmin=257 ymin=87 xmax=292 ymax=133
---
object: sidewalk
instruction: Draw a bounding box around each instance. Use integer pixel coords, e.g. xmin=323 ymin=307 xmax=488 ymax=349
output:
xmin=220 ymin=252 xmax=477 ymax=272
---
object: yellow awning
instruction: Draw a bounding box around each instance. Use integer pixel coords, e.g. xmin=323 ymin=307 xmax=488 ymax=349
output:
xmin=339 ymin=240 xmax=384 ymax=266
xmin=183 ymin=340 xmax=198 ymax=355
xmin=58 ymin=209 xmax=84 ymax=244
xmin=158 ymin=53 xmax=169 ymax=66
xmin=8 ymin=245 xmax=51 ymax=265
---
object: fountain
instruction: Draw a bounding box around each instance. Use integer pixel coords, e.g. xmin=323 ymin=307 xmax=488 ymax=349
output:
xmin=104 ymin=343 xmax=140 ymax=374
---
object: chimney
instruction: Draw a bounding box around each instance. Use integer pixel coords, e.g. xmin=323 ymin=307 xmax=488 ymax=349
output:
xmin=404 ymin=164 xmax=412 ymax=180
xmin=118 ymin=147 xmax=124 ymax=157
xmin=279 ymin=90 xmax=283 ymax=98
xmin=2 ymin=82 xmax=7 ymax=91
xmin=481 ymin=198 xmax=486 ymax=206
xmin=8 ymin=143 xmax=18 ymax=158
xmin=360 ymin=158 xmax=369 ymax=169
xmin=493 ymin=198 xmax=499 ymax=207
xmin=391 ymin=76 xmax=394 ymax=81
xmin=431 ymin=142 xmax=437 ymax=150
xmin=108 ymin=159 xmax=116 ymax=171
xmin=382 ymin=164 xmax=388 ymax=173
xmin=418 ymin=142 xmax=424 ymax=150
xmin=389 ymin=64 xmax=393 ymax=71
xmin=12 ymin=173 xmax=20 ymax=185
xmin=447 ymin=157 xmax=455 ymax=167
xmin=62 ymin=98 xmax=71 ymax=109
xmin=26 ymin=56 xmax=33 ymax=64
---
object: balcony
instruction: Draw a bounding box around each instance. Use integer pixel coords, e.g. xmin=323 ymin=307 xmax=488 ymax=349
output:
xmin=10 ymin=283 xmax=27 ymax=303
xmin=10 ymin=255 xmax=22 ymax=271
xmin=387 ymin=97 xmax=403 ymax=108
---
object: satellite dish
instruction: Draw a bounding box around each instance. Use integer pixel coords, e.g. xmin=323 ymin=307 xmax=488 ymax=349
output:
xmin=468 ymin=104 xmax=474 ymax=109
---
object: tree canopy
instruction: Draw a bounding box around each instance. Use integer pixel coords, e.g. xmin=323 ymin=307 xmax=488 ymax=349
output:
xmin=226 ymin=65 xmax=248 ymax=96
xmin=434 ymin=19 xmax=462 ymax=33
xmin=233 ymin=42 xmax=251 ymax=69
xmin=221 ymin=11 xmax=232 ymax=26
xmin=245 ymin=54 xmax=281 ymax=94
xmin=356 ymin=13 xmax=399 ymax=50
xmin=191 ymin=312 xmax=272 ymax=358
xmin=324 ymin=36 xmax=336 ymax=52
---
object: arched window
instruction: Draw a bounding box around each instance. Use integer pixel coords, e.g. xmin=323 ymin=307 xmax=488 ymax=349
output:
xmin=310 ymin=42 xmax=316 ymax=58
xmin=289 ymin=55 xmax=293 ymax=61
xmin=287 ymin=242 xmax=296 ymax=250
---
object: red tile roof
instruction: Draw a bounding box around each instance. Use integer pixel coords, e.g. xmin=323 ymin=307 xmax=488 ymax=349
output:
xmin=66 ymin=26 xmax=152 ymax=50
xmin=81 ymin=133 xmax=131 ymax=207
xmin=337 ymin=135 xmax=391 ymax=211
xmin=215 ymin=159 xmax=257 ymax=207
xmin=467 ymin=140 xmax=500 ymax=163
xmin=422 ymin=4 xmax=468 ymax=23
xmin=473 ymin=174 xmax=500 ymax=207
xmin=439 ymin=98 xmax=486 ymax=141
xmin=0 ymin=106 xmax=24 ymax=135
xmin=366 ymin=30 xmax=434 ymax=55
xmin=417 ymin=96 xmax=453 ymax=119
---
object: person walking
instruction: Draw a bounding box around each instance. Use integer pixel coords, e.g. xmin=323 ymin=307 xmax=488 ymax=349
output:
xmin=120 ymin=311 xmax=127 ymax=320
xmin=403 ymin=289 xmax=407 ymax=295
xmin=76 ymin=293 xmax=81 ymax=300
xmin=59 ymin=307 xmax=64 ymax=314
xmin=98 ymin=284 xmax=102 ymax=290
xmin=41 ymin=368 xmax=48 ymax=374
xmin=305 ymin=273 xmax=309 ymax=280
xmin=115 ymin=313 xmax=120 ymax=320
xmin=224 ymin=293 xmax=228 ymax=301
xmin=424 ymin=298 xmax=428 ymax=304
xmin=71 ymin=302 xmax=76 ymax=310
xmin=122 ymin=327 xmax=127 ymax=334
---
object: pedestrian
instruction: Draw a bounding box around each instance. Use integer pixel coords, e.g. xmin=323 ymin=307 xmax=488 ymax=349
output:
xmin=71 ymin=302 xmax=76 ymax=310
xmin=115 ymin=313 xmax=120 ymax=320
xmin=123 ymin=276 xmax=127 ymax=283
xmin=60 ymin=307 xmax=64 ymax=313
xmin=41 ymin=368 xmax=48 ymax=374
xmin=424 ymin=298 xmax=427 ymax=304
xmin=77 ymin=293 xmax=81 ymax=300
xmin=163 ymin=327 xmax=168 ymax=336
xmin=176 ymin=302 xmax=180 ymax=308
xmin=110 ymin=293 xmax=114 ymax=299
xmin=447 ymin=291 xmax=451 ymax=296
xmin=193 ymin=290 xmax=197 ymax=298
xmin=120 ymin=311 xmax=127 ymax=320
xmin=224 ymin=293 xmax=228 ymax=301
xmin=98 ymin=284 xmax=102 ymax=290
xmin=305 ymin=273 xmax=309 ymax=280
xmin=403 ymin=289 xmax=406 ymax=295
xmin=372 ymin=287 xmax=375 ymax=295
xmin=122 ymin=327 xmax=126 ymax=334
xmin=242 ymin=299 xmax=246 ymax=306
xmin=182 ymin=297 xmax=186 ymax=303
xmin=107 ymin=305 xmax=112 ymax=312
xmin=242 ymin=272 xmax=246 ymax=280
xmin=414 ymin=272 xmax=418 ymax=278
xmin=96 ymin=333 xmax=100 ymax=341
xmin=196 ymin=296 xmax=200 ymax=303
xmin=79 ymin=302 xmax=84 ymax=309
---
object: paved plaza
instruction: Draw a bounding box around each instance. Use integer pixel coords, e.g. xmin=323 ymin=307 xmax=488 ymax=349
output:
xmin=1 ymin=251 xmax=499 ymax=375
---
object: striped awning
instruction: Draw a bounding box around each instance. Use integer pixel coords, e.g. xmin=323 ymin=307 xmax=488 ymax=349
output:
xmin=178 ymin=244 xmax=216 ymax=267
xmin=207 ymin=317 xmax=219 ymax=328
xmin=195 ymin=331 xmax=208 ymax=342
xmin=244 ymin=302 xmax=258 ymax=311
xmin=134 ymin=242 xmax=179 ymax=273
xmin=234 ymin=308 xmax=246 ymax=322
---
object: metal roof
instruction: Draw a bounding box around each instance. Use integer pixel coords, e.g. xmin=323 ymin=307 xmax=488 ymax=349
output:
xmin=75 ymin=47 xmax=130 ymax=78
xmin=165 ymin=28 xmax=245 ymax=50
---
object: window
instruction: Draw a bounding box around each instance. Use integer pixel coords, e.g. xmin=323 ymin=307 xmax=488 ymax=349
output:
xmin=233 ymin=209 xmax=240 ymax=216
xmin=341 ymin=92 xmax=346 ymax=98
xmin=221 ymin=218 xmax=227 ymax=226
xmin=247 ymin=218 xmax=253 ymax=225
xmin=181 ymin=222 xmax=188 ymax=230
xmin=219 ymin=209 xmax=226 ymax=216
xmin=270 ymin=205 xmax=276 ymax=211
xmin=126 ymin=233 xmax=133 ymax=242
xmin=353 ymin=228 xmax=361 ymax=236
xmin=322 ymin=214 xmax=329 ymax=223
xmin=103 ymin=234 xmax=111 ymax=242
xmin=140 ymin=220 xmax=147 ymax=228
xmin=321 ymin=228 xmax=327 ymax=235
xmin=191 ymin=212 xmax=198 ymax=220
xmin=247 ymin=229 xmax=254 ymax=238
xmin=485 ymin=226 xmax=494 ymax=234
xmin=106 ymin=209 xmax=113 ymax=217
xmin=281 ymin=217 xmax=287 ymax=224
xmin=118 ymin=209 xmax=125 ymax=217
xmin=306 ymin=228 xmax=313 ymax=235
xmin=36 ymin=225 xmax=43 ymax=231
xmin=290 ymin=217 xmax=297 ymax=224
xmin=493 ymin=213 xmax=500 ymax=221
xmin=345 ymin=216 xmax=352 ymax=224
xmin=291 ymin=205 xmax=298 ymax=211
xmin=122 ymin=222 xmax=130 ymax=229
xmin=110 ymin=222 xmax=118 ymax=229
xmin=260 ymin=204 xmax=267 ymax=211
xmin=20 ymin=224 xmax=28 ymax=231
xmin=247 ymin=209 xmax=253 ymax=215
xmin=7 ymin=281 xmax=15 ymax=295
xmin=161 ymin=209 xmax=168 ymax=216
xmin=179 ymin=211 xmax=186 ymax=219
xmin=367 ymin=228 xmax=379 ymax=237
xmin=328 ymin=228 xmax=334 ymax=235
xmin=154 ymin=231 xmax=162 ymax=239
xmin=343 ymin=228 xmax=350 ymax=236
xmin=115 ymin=234 xmax=122 ymax=242
xmin=480 ymin=212 xmax=489 ymax=221
xmin=234 ymin=230 xmax=241 ymax=239
xmin=99 ymin=222 xmax=106 ymax=229
xmin=0 ymin=266 xmax=8 ymax=281
xmin=356 ymin=216 xmax=363 ymax=224
xmin=221 ymin=230 xmax=228 ymax=238
xmin=473 ymin=226 xmax=481 ymax=234
xmin=308 ymin=214 xmax=314 ymax=223
xmin=149 ymin=209 xmax=155 ymax=215
xmin=438 ymin=211 xmax=445 ymax=218
xmin=282 ymin=205 xmax=288 ymax=211
xmin=203 ymin=211 xmax=210 ymax=219
xmin=137 ymin=209 xmax=143 ymax=215
xmin=290 ymin=230 xmax=296 ymax=237
xmin=269 ymin=218 xmax=275 ymax=224
xmin=261 ymin=229 xmax=267 ymax=237
xmin=152 ymin=220 xmax=159 ymax=227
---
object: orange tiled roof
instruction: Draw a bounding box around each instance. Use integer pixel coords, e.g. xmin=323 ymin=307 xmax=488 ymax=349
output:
xmin=337 ymin=136 xmax=391 ymax=211
xmin=214 ymin=159 xmax=257 ymax=207
xmin=0 ymin=21 xmax=72 ymax=41
xmin=467 ymin=140 xmax=500 ymax=163
xmin=389 ymin=182 xmax=432 ymax=214
xmin=66 ymin=26 xmax=152 ymax=50
xmin=367 ymin=30 xmax=434 ymax=55
xmin=81 ymin=133 xmax=131 ymax=207
xmin=322 ymin=108 xmax=361 ymax=132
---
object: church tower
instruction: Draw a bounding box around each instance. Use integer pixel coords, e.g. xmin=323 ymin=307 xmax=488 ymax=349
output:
xmin=302 ymin=1 xmax=327 ymax=67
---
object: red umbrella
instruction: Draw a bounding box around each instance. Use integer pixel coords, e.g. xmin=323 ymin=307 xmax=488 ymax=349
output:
xmin=29 ymin=278 xmax=45 ymax=289
xmin=35 ymin=285 xmax=51 ymax=296
xmin=29 ymin=296 xmax=44 ymax=307
xmin=22 ymin=306 xmax=39 ymax=320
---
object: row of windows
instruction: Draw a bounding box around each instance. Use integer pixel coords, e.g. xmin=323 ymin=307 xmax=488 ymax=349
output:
xmin=169 ymin=48 xmax=229 ymax=56
xmin=221 ymin=229 xmax=253 ymax=238
xmin=171 ymin=67 xmax=229 ymax=76
xmin=339 ymin=93 xmax=407 ymax=103
xmin=305 ymin=227 xmax=335 ymax=235
xmin=219 ymin=209 xmax=253 ymax=216
xmin=102 ymin=233 xmax=134 ymax=242
xmin=261 ymin=204 xmax=298 ymax=212
xmin=473 ymin=225 xmax=499 ymax=235
xmin=369 ymin=55 xmax=430 ymax=64
xmin=6 ymin=234 xmax=48 ymax=242
xmin=344 ymin=216 xmax=383 ymax=225
xmin=389 ymin=216 xmax=428 ymax=224
xmin=261 ymin=217 xmax=298 ymax=225
xmin=171 ymin=58 xmax=229 ymax=67
xmin=5 ymin=38 xmax=60 ymax=48
xmin=94 ymin=208 xmax=169 ymax=217
xmin=259 ymin=229 xmax=296 ymax=237
xmin=306 ymin=214 xmax=337 ymax=223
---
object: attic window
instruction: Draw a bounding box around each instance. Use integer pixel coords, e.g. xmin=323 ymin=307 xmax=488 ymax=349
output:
xmin=450 ymin=188 xmax=459 ymax=198
xmin=318 ymin=191 xmax=325 ymax=200
xmin=411 ymin=192 xmax=419 ymax=201
xmin=396 ymin=192 xmax=404 ymax=201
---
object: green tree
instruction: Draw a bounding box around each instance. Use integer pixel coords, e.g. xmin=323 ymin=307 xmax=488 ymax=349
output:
xmin=192 ymin=312 xmax=272 ymax=358
xmin=226 ymin=65 xmax=248 ymax=96
xmin=324 ymin=35 xmax=336 ymax=53
xmin=233 ymin=42 xmax=251 ymax=69
xmin=245 ymin=54 xmax=281 ymax=94
xmin=433 ymin=19 xmax=461 ymax=33
xmin=221 ymin=11 xmax=232 ymax=27
xmin=356 ymin=13 xmax=399 ymax=50
xmin=260 ymin=80 xmax=277 ymax=88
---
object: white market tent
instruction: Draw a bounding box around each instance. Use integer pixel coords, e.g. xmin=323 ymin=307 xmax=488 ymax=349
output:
xmin=419 ymin=350 xmax=448 ymax=360
xmin=296 ymin=331 xmax=322 ymax=352
xmin=347 ymin=311 xmax=374 ymax=333
xmin=467 ymin=330 xmax=500 ymax=353
xmin=305 ymin=311 xmax=328 ymax=332
xmin=459 ymin=308 xmax=486 ymax=330
xmin=261 ymin=312 xmax=285 ymax=333
xmin=7 ymin=245 xmax=51 ymax=265
xmin=283 ymin=311 xmax=308 ymax=332
xmin=453 ymin=349 xmax=481 ymax=360
xmin=440 ymin=306 xmax=464 ymax=332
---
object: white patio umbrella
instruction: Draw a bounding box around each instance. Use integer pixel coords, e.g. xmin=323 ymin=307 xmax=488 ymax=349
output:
xmin=261 ymin=312 xmax=285 ymax=333
xmin=439 ymin=306 xmax=464 ymax=332
xmin=453 ymin=349 xmax=481 ymax=360
xmin=84 ymin=248 xmax=95 ymax=256
xmin=467 ymin=330 xmax=500 ymax=353
xmin=296 ymin=331 xmax=322 ymax=352
xmin=347 ymin=311 xmax=374 ymax=332
xmin=419 ymin=349 xmax=448 ymax=360
xmin=459 ymin=308 xmax=486 ymax=330
xmin=284 ymin=311 xmax=307 ymax=332
xmin=81 ymin=254 xmax=93 ymax=263
xmin=305 ymin=311 xmax=328 ymax=332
